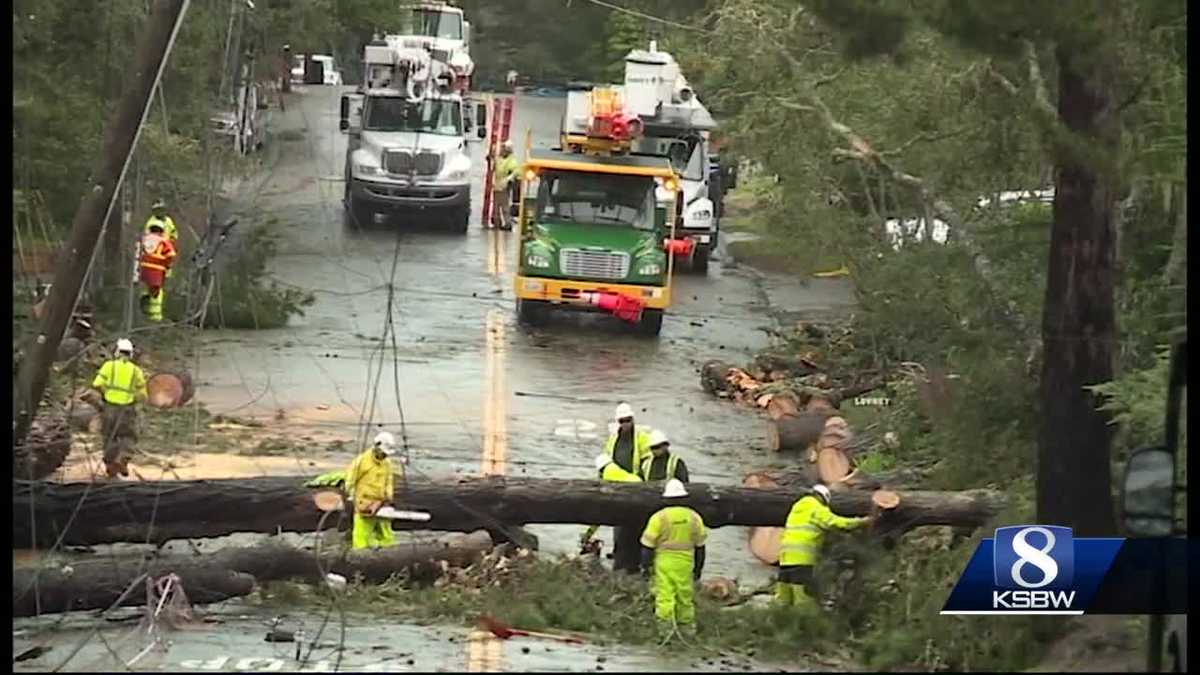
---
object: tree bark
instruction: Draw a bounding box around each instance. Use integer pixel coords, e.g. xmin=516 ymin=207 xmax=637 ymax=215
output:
xmin=13 ymin=476 xmax=1006 ymax=548
xmin=12 ymin=531 xmax=493 ymax=617
xmin=1037 ymin=42 xmax=1120 ymax=536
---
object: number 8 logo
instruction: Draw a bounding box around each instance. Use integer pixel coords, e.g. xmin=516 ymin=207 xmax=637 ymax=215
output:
xmin=1009 ymin=526 xmax=1060 ymax=589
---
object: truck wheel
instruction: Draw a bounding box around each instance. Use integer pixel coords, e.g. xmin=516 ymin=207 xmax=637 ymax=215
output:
xmin=693 ymin=247 xmax=710 ymax=275
xmin=448 ymin=205 xmax=470 ymax=234
xmin=517 ymin=298 xmax=548 ymax=326
xmin=347 ymin=193 xmax=374 ymax=228
xmin=637 ymin=309 xmax=664 ymax=337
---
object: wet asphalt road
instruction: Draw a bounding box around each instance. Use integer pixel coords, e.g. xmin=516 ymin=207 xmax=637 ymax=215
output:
xmin=191 ymin=85 xmax=830 ymax=586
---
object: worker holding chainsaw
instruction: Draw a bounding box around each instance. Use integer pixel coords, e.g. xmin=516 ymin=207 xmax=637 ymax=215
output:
xmin=91 ymin=338 xmax=148 ymax=478
xmin=137 ymin=222 xmax=177 ymax=322
xmin=345 ymin=431 xmax=400 ymax=549
xmin=603 ymin=402 xmax=656 ymax=573
xmin=640 ymin=479 xmax=707 ymax=641
xmin=491 ymin=141 xmax=519 ymax=230
xmin=639 ymin=430 xmax=689 ymax=483
xmin=776 ymin=484 xmax=872 ymax=611
xmin=579 ymin=453 xmax=643 ymax=557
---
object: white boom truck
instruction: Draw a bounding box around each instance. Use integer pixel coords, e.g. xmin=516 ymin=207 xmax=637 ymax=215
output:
xmin=625 ymin=43 xmax=722 ymax=273
xmin=339 ymin=2 xmax=486 ymax=232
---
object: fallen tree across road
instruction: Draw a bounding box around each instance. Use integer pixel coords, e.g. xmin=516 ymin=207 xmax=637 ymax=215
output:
xmin=13 ymin=476 xmax=1006 ymax=548
xmin=13 ymin=531 xmax=493 ymax=617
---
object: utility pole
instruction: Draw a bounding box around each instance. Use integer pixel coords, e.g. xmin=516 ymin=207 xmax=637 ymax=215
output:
xmin=12 ymin=0 xmax=193 ymax=448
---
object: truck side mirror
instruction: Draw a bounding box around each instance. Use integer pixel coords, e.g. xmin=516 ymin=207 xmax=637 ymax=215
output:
xmin=476 ymin=126 xmax=487 ymax=139
xmin=339 ymin=120 xmax=349 ymax=132
xmin=724 ymin=164 xmax=738 ymax=190
xmin=476 ymin=104 xmax=488 ymax=132
xmin=1121 ymin=446 xmax=1176 ymax=537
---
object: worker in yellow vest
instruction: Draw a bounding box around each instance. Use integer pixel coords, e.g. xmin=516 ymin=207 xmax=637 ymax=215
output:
xmin=345 ymin=431 xmax=399 ymax=549
xmin=640 ymin=479 xmax=707 ymax=641
xmin=580 ymin=453 xmax=642 ymax=556
xmin=776 ymin=484 xmax=871 ymax=610
xmin=491 ymin=141 xmax=519 ymax=230
xmin=639 ymin=429 xmax=689 ymax=483
xmin=603 ymin=402 xmax=656 ymax=573
xmin=91 ymin=338 xmax=148 ymax=478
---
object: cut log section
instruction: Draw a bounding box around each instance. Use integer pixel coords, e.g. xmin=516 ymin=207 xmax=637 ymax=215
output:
xmin=816 ymin=447 xmax=852 ymax=483
xmin=12 ymin=531 xmax=493 ymax=617
xmin=12 ymin=476 xmax=1006 ymax=548
xmin=766 ymin=391 xmax=801 ymax=420
xmin=873 ymin=490 xmax=901 ymax=510
xmin=312 ymin=490 xmax=344 ymax=512
xmin=700 ymin=361 xmax=740 ymax=396
xmin=146 ymin=371 xmax=195 ymax=409
xmin=767 ymin=413 xmax=829 ymax=452
xmin=743 ymin=472 xmax=785 ymax=565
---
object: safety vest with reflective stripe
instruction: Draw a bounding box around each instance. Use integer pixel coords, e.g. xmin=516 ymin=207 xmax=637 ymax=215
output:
xmin=639 ymin=452 xmax=681 ymax=482
xmin=604 ymin=427 xmax=654 ymax=475
xmin=91 ymin=358 xmax=148 ymax=406
xmin=139 ymin=233 xmax=177 ymax=272
xmin=640 ymin=505 xmax=707 ymax=562
xmin=145 ymin=215 xmax=178 ymax=241
xmin=778 ymin=495 xmax=867 ymax=567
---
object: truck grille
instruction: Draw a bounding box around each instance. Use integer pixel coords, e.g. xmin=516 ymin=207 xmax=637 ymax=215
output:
xmin=414 ymin=151 xmax=443 ymax=176
xmin=382 ymin=150 xmax=443 ymax=176
xmin=383 ymin=151 xmax=413 ymax=175
xmin=560 ymin=249 xmax=630 ymax=280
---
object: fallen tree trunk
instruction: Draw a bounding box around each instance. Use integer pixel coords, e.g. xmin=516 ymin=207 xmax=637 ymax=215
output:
xmin=13 ymin=476 xmax=1005 ymax=547
xmin=12 ymin=531 xmax=493 ymax=617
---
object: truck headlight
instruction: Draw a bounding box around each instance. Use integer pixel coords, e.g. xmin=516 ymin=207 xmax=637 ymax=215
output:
xmin=356 ymin=163 xmax=382 ymax=176
xmin=638 ymin=263 xmax=662 ymax=275
xmin=525 ymin=253 xmax=552 ymax=269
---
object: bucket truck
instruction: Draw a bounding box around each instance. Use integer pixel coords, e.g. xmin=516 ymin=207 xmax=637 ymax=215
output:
xmin=338 ymin=3 xmax=485 ymax=232
xmin=512 ymin=88 xmax=683 ymax=337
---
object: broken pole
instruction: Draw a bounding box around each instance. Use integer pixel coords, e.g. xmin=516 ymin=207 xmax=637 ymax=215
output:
xmin=12 ymin=0 xmax=192 ymax=448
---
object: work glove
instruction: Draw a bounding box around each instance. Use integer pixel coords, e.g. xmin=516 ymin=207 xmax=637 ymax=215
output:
xmin=693 ymin=546 xmax=706 ymax=581
xmin=640 ymin=546 xmax=654 ymax=577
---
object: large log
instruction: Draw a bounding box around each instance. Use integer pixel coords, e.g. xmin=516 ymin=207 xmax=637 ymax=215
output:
xmin=12 ymin=531 xmax=493 ymax=617
xmin=767 ymin=413 xmax=829 ymax=451
xmin=12 ymin=476 xmax=1006 ymax=548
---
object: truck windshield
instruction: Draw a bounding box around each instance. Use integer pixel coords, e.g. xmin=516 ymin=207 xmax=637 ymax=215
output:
xmin=535 ymin=171 xmax=656 ymax=231
xmin=363 ymin=98 xmax=462 ymax=136
xmin=400 ymin=8 xmax=463 ymax=40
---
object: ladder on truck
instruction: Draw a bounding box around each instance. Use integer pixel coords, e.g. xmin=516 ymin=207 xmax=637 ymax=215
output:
xmin=481 ymin=96 xmax=514 ymax=227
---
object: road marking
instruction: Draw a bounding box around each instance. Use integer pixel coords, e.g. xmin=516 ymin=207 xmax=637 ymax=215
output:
xmin=482 ymin=309 xmax=507 ymax=476
xmin=467 ymin=629 xmax=506 ymax=672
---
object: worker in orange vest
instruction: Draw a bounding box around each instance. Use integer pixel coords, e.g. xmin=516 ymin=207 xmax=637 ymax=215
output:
xmin=138 ymin=223 xmax=177 ymax=322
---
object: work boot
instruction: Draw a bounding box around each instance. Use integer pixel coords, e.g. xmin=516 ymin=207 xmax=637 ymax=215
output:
xmin=655 ymin=620 xmax=675 ymax=643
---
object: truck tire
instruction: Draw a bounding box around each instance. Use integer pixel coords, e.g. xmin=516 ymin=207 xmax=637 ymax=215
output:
xmin=516 ymin=298 xmax=548 ymax=326
xmin=448 ymin=205 xmax=470 ymax=234
xmin=693 ymin=247 xmax=710 ymax=275
xmin=347 ymin=193 xmax=374 ymax=228
xmin=637 ymin=309 xmax=664 ymax=337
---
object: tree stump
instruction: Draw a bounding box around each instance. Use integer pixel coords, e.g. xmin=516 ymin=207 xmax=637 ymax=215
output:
xmin=767 ymin=413 xmax=828 ymax=452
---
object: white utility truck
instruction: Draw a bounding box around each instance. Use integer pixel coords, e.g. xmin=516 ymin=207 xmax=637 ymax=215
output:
xmin=338 ymin=2 xmax=485 ymax=231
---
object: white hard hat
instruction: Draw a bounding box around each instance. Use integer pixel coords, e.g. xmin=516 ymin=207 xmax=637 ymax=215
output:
xmin=648 ymin=429 xmax=669 ymax=448
xmin=614 ymin=403 xmax=635 ymax=421
xmin=373 ymin=431 xmax=396 ymax=450
xmin=594 ymin=454 xmax=610 ymax=471
xmin=116 ymin=338 xmax=134 ymax=354
xmin=812 ymin=484 xmax=832 ymax=504
xmin=663 ymin=479 xmax=688 ymax=499
xmin=152 ymin=200 xmax=166 ymax=210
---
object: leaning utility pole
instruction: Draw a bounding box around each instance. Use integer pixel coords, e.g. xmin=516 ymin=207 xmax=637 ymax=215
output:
xmin=12 ymin=0 xmax=193 ymax=448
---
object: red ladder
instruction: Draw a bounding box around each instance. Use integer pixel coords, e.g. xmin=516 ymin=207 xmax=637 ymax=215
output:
xmin=481 ymin=96 xmax=515 ymax=227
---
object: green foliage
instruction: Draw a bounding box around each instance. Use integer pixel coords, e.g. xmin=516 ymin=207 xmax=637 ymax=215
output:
xmin=188 ymin=225 xmax=315 ymax=330
xmin=1089 ymin=345 xmax=1177 ymax=454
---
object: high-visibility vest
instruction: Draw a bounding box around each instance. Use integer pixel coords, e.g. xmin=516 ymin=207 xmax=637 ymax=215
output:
xmin=145 ymin=215 xmax=178 ymax=241
xmin=640 ymin=505 xmax=707 ymax=562
xmin=91 ymin=358 xmax=147 ymax=406
xmin=778 ymin=495 xmax=867 ymax=567
xmin=494 ymin=155 xmax=519 ymax=189
xmin=639 ymin=452 xmax=681 ymax=482
xmin=604 ymin=427 xmax=654 ymax=474
xmin=600 ymin=462 xmax=642 ymax=482
xmin=345 ymin=449 xmax=396 ymax=505
xmin=139 ymin=234 xmax=177 ymax=272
